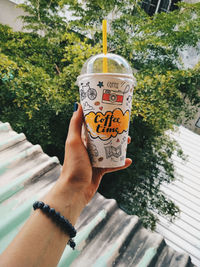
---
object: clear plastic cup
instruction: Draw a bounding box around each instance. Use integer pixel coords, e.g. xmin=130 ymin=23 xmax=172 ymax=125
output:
xmin=77 ymin=53 xmax=136 ymax=168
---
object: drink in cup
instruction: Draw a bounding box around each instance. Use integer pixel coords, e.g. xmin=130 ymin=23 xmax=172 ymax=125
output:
xmin=76 ymin=20 xmax=136 ymax=168
xmin=77 ymin=53 xmax=136 ymax=168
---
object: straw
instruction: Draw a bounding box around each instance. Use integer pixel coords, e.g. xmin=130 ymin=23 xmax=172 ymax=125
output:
xmin=102 ymin=20 xmax=108 ymax=73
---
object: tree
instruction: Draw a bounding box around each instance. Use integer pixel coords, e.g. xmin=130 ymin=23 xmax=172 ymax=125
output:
xmin=0 ymin=0 xmax=200 ymax=229
xmin=0 ymin=24 xmax=100 ymax=160
xmin=19 ymin=0 xmax=66 ymax=35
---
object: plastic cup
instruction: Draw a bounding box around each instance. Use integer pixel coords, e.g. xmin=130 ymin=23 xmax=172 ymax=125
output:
xmin=77 ymin=53 xmax=136 ymax=168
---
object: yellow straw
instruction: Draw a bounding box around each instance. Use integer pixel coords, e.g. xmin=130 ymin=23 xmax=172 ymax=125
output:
xmin=102 ymin=20 xmax=108 ymax=73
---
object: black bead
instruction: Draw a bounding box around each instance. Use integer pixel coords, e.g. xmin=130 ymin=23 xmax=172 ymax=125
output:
xmin=43 ymin=204 xmax=50 ymax=213
xmin=49 ymin=208 xmax=55 ymax=215
xmin=33 ymin=201 xmax=38 ymax=210
xmin=38 ymin=201 xmax=44 ymax=209
xmin=70 ymin=229 xmax=76 ymax=238
xmin=59 ymin=215 xmax=65 ymax=224
xmin=54 ymin=211 xmax=61 ymax=224
xmin=65 ymin=218 xmax=72 ymax=226
xmin=68 ymin=239 xmax=76 ymax=250
xmin=55 ymin=211 xmax=60 ymax=218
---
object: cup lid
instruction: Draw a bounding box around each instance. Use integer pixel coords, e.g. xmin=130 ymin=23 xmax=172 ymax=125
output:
xmin=80 ymin=53 xmax=133 ymax=75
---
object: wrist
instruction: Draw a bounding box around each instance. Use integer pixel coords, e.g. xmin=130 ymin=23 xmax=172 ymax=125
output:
xmin=42 ymin=180 xmax=85 ymax=226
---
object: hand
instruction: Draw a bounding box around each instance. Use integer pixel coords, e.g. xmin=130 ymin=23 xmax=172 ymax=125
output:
xmin=0 ymin=104 xmax=132 ymax=267
xmin=47 ymin=104 xmax=132 ymax=224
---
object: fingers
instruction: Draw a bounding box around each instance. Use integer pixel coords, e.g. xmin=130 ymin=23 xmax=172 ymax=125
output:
xmin=81 ymin=123 xmax=88 ymax=147
xmin=67 ymin=103 xmax=83 ymax=141
xmin=103 ymin=158 xmax=132 ymax=174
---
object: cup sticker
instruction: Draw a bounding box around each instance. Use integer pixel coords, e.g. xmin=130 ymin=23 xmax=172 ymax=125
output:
xmin=80 ymin=82 xmax=97 ymax=101
xmin=85 ymin=108 xmax=130 ymax=140
xmin=102 ymin=89 xmax=124 ymax=105
xmin=105 ymin=144 xmax=122 ymax=158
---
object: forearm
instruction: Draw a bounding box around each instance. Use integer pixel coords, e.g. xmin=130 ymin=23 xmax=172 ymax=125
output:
xmin=0 ymin=180 xmax=85 ymax=267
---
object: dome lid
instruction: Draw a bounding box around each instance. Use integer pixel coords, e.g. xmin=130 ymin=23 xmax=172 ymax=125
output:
xmin=80 ymin=53 xmax=133 ymax=75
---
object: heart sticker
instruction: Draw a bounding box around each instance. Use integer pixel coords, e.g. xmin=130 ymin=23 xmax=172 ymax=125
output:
xmin=99 ymin=106 xmax=103 ymax=111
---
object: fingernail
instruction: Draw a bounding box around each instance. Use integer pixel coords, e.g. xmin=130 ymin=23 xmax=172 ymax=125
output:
xmin=74 ymin=102 xmax=78 ymax=112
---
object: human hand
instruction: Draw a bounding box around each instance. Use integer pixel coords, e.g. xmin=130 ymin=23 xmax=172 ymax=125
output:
xmin=46 ymin=104 xmax=132 ymax=224
xmin=0 ymin=104 xmax=132 ymax=267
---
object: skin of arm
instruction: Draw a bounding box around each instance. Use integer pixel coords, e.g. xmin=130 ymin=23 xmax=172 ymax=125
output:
xmin=0 ymin=104 xmax=132 ymax=267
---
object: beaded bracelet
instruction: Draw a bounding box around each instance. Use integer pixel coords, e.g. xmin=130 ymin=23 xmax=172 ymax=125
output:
xmin=33 ymin=201 xmax=77 ymax=249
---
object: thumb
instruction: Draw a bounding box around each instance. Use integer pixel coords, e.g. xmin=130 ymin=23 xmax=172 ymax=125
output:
xmin=103 ymin=158 xmax=132 ymax=174
xmin=67 ymin=103 xmax=84 ymax=141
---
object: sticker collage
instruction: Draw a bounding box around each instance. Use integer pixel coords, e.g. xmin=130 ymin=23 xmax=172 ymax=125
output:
xmin=79 ymin=77 xmax=134 ymax=167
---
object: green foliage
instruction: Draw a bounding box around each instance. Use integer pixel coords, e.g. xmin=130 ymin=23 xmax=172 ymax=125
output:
xmin=18 ymin=0 xmax=66 ymax=35
xmin=99 ymin=124 xmax=182 ymax=229
xmin=0 ymin=0 xmax=200 ymax=229
xmin=0 ymin=24 xmax=100 ymax=160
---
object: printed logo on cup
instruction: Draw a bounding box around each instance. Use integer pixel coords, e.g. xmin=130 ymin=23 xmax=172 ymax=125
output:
xmin=85 ymin=108 xmax=130 ymax=140
xmin=102 ymin=89 xmax=124 ymax=105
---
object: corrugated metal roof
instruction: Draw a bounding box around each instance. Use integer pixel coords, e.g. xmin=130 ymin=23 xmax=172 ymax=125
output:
xmin=156 ymin=126 xmax=200 ymax=267
xmin=0 ymin=121 xmax=196 ymax=266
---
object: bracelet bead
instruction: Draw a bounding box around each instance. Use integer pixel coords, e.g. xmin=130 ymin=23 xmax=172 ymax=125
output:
xmin=38 ymin=201 xmax=44 ymax=209
xmin=32 ymin=201 xmax=76 ymax=250
xmin=49 ymin=208 xmax=55 ymax=215
xmin=43 ymin=204 xmax=50 ymax=213
xmin=55 ymin=211 xmax=60 ymax=218
xmin=68 ymin=239 xmax=76 ymax=250
xmin=60 ymin=215 xmax=65 ymax=225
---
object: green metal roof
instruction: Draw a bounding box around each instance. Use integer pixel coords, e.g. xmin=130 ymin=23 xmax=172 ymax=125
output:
xmin=0 ymin=121 xmax=195 ymax=266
